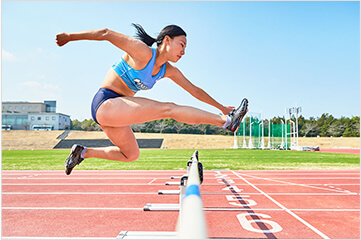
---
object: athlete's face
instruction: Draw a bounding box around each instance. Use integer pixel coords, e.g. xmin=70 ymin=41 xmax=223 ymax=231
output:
xmin=166 ymin=35 xmax=187 ymax=63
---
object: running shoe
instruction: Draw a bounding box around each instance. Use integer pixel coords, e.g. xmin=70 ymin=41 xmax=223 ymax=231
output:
xmin=226 ymin=98 xmax=249 ymax=133
xmin=65 ymin=144 xmax=85 ymax=175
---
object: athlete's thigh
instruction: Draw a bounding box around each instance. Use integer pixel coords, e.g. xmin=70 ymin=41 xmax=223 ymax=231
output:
xmin=96 ymin=96 xmax=172 ymax=126
xmin=100 ymin=125 xmax=140 ymax=158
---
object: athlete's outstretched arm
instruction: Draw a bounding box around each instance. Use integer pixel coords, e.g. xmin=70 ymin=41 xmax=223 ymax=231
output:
xmin=55 ymin=28 xmax=151 ymax=61
xmin=55 ymin=29 xmax=108 ymax=46
xmin=166 ymin=63 xmax=234 ymax=115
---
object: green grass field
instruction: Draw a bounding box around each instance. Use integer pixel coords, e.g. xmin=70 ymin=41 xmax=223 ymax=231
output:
xmin=2 ymin=149 xmax=359 ymax=170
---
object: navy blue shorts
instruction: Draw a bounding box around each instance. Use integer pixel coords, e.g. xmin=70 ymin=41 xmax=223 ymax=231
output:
xmin=91 ymin=88 xmax=123 ymax=125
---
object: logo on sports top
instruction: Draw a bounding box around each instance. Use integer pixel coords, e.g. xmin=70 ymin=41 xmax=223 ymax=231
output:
xmin=134 ymin=79 xmax=150 ymax=90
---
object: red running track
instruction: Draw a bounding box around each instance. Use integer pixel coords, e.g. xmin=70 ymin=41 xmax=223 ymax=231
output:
xmin=318 ymin=148 xmax=360 ymax=154
xmin=2 ymin=169 xmax=360 ymax=239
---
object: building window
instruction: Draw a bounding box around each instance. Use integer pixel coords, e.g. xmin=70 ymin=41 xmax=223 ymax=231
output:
xmin=15 ymin=106 xmax=19 ymax=110
xmin=29 ymin=106 xmax=32 ymax=110
xmin=2 ymin=115 xmax=28 ymax=126
xmin=35 ymin=106 xmax=39 ymax=110
xmin=8 ymin=106 xmax=12 ymax=110
xmin=22 ymin=106 xmax=25 ymax=110
xmin=46 ymin=117 xmax=49 ymax=121
xmin=52 ymin=116 xmax=56 ymax=120
xmin=37 ymin=117 xmax=41 ymax=120
xmin=31 ymin=117 xmax=35 ymax=121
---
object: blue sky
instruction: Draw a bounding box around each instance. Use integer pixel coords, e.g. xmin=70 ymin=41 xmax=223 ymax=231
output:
xmin=2 ymin=1 xmax=360 ymax=121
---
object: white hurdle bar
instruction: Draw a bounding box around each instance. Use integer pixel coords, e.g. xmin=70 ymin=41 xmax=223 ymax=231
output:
xmin=176 ymin=150 xmax=208 ymax=239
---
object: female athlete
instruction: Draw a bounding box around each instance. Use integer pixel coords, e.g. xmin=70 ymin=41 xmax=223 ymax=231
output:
xmin=55 ymin=24 xmax=248 ymax=175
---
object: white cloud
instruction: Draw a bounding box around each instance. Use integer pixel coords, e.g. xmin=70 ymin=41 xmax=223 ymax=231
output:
xmin=2 ymin=49 xmax=18 ymax=62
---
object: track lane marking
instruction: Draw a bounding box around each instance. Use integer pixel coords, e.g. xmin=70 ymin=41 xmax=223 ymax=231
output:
xmin=235 ymin=173 xmax=358 ymax=195
xmin=2 ymin=207 xmax=143 ymax=210
xmin=4 ymin=206 xmax=357 ymax=212
xmin=231 ymin=170 xmax=331 ymax=239
xmin=2 ymin=192 xmax=159 ymax=195
xmin=2 ymin=238 xmax=115 ymax=240
xmin=147 ymin=178 xmax=157 ymax=184
xmin=2 ymin=177 xmax=173 ymax=180
xmin=3 ymin=183 xmax=359 ymax=186
xmin=3 ymin=191 xmax=359 ymax=195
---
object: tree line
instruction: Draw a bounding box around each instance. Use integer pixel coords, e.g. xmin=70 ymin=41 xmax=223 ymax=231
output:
xmin=269 ymin=113 xmax=359 ymax=137
xmin=70 ymin=113 xmax=360 ymax=137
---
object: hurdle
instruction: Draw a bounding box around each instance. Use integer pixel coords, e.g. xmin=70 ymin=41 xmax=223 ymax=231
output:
xmin=117 ymin=150 xmax=208 ymax=239
xmin=176 ymin=150 xmax=207 ymax=239
xmin=144 ymin=151 xmax=204 ymax=211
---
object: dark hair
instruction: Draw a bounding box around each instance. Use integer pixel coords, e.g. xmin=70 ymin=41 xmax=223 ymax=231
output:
xmin=132 ymin=23 xmax=187 ymax=47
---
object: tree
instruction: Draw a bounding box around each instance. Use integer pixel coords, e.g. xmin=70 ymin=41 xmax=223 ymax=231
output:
xmin=71 ymin=120 xmax=82 ymax=130
xmin=300 ymin=122 xmax=319 ymax=137
xmin=131 ymin=123 xmax=145 ymax=132
xmin=317 ymin=113 xmax=335 ymax=136
xmin=173 ymin=120 xmax=186 ymax=134
xmin=343 ymin=127 xmax=354 ymax=137
xmin=69 ymin=113 xmax=360 ymax=137
xmin=198 ymin=124 xmax=208 ymax=135
xmin=327 ymin=123 xmax=342 ymax=137
xmin=154 ymin=119 xmax=169 ymax=133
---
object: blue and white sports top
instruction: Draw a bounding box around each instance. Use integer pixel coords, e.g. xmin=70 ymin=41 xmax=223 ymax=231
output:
xmin=112 ymin=48 xmax=167 ymax=93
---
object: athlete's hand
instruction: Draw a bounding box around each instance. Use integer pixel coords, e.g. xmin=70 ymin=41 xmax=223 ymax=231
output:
xmin=56 ymin=33 xmax=71 ymax=47
xmin=222 ymin=106 xmax=235 ymax=115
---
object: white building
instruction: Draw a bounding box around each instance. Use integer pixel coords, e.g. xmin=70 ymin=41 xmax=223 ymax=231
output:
xmin=2 ymin=101 xmax=71 ymax=130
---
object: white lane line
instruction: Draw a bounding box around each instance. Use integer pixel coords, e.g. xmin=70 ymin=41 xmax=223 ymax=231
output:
xmin=2 ymin=207 xmax=142 ymax=210
xmin=2 ymin=183 xmax=164 ymax=186
xmin=2 ymin=238 xmax=115 ymax=240
xmin=231 ymin=170 xmax=331 ymax=239
xmin=3 ymin=206 xmax=358 ymax=212
xmin=236 ymin=173 xmax=358 ymax=195
xmin=2 ymin=183 xmax=359 ymax=186
xmin=147 ymin=178 xmax=157 ymax=184
xmin=231 ymin=171 xmax=359 ymax=174
xmin=282 ymin=209 xmax=359 ymax=212
xmin=2 ymin=192 xmax=359 ymax=196
xmin=1 ymin=172 xmax=193 ymax=176
xmin=2 ymin=174 xmax=354 ymax=179
xmin=2 ymin=177 xmax=172 ymax=180
xmin=242 ymin=177 xmax=360 ymax=179
xmin=2 ymin=192 xmax=158 ymax=195
xmin=204 ymin=208 xmax=359 ymax=212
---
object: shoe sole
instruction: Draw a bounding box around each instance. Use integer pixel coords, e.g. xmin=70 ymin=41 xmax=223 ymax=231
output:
xmin=229 ymin=99 xmax=249 ymax=132
xmin=65 ymin=144 xmax=83 ymax=175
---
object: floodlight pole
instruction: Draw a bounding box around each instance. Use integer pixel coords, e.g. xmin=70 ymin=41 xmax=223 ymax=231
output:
xmin=249 ymin=121 xmax=254 ymax=149
xmin=232 ymin=131 xmax=238 ymax=149
xmin=267 ymin=119 xmax=271 ymax=149
xmin=280 ymin=119 xmax=285 ymax=149
xmin=296 ymin=105 xmax=302 ymax=146
xmin=242 ymin=119 xmax=247 ymax=148
xmin=290 ymin=120 xmax=296 ymax=147
xmin=284 ymin=108 xmax=288 ymax=150
xmin=287 ymin=105 xmax=302 ymax=147
xmin=260 ymin=120 xmax=265 ymax=149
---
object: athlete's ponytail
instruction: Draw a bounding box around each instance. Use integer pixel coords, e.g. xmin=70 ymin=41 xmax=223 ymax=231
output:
xmin=132 ymin=23 xmax=187 ymax=47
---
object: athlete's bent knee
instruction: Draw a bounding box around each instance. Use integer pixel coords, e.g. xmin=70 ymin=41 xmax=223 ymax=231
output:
xmin=125 ymin=150 xmax=140 ymax=162
xmin=163 ymin=102 xmax=178 ymax=118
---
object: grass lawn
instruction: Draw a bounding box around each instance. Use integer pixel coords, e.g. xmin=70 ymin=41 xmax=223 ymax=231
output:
xmin=2 ymin=148 xmax=359 ymax=170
